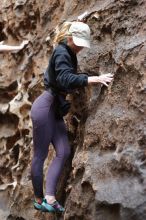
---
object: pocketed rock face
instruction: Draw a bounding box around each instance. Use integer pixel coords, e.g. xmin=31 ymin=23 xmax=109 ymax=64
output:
xmin=0 ymin=0 xmax=146 ymax=220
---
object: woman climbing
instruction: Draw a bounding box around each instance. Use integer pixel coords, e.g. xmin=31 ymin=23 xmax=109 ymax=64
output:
xmin=0 ymin=40 xmax=28 ymax=52
xmin=31 ymin=21 xmax=113 ymax=213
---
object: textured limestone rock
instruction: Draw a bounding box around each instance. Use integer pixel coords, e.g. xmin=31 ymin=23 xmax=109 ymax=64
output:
xmin=0 ymin=0 xmax=146 ymax=220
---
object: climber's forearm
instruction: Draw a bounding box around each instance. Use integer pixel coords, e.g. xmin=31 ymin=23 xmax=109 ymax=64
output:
xmin=0 ymin=45 xmax=22 ymax=52
xmin=0 ymin=40 xmax=28 ymax=52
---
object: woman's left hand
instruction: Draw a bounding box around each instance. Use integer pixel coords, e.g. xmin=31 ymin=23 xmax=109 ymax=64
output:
xmin=96 ymin=73 xmax=114 ymax=86
xmin=88 ymin=73 xmax=114 ymax=86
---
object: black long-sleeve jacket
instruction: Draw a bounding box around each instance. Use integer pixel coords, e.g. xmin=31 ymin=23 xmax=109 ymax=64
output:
xmin=44 ymin=42 xmax=88 ymax=94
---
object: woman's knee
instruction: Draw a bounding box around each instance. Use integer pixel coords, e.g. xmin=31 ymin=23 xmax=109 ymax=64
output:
xmin=33 ymin=149 xmax=48 ymax=163
xmin=57 ymin=146 xmax=71 ymax=160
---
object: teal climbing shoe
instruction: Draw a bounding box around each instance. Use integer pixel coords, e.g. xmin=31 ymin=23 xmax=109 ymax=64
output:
xmin=41 ymin=199 xmax=65 ymax=213
xmin=33 ymin=200 xmax=47 ymax=212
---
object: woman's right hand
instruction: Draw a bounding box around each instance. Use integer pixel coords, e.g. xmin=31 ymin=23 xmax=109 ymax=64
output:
xmin=0 ymin=41 xmax=4 ymax=45
xmin=19 ymin=40 xmax=29 ymax=50
xmin=88 ymin=73 xmax=114 ymax=86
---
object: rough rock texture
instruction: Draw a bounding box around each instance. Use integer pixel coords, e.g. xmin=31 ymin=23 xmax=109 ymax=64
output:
xmin=0 ymin=0 xmax=146 ymax=220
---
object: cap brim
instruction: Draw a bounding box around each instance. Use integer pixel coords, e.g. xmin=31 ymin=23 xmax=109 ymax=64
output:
xmin=72 ymin=36 xmax=90 ymax=48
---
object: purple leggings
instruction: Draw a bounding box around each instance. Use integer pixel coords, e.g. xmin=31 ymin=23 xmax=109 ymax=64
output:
xmin=30 ymin=91 xmax=71 ymax=198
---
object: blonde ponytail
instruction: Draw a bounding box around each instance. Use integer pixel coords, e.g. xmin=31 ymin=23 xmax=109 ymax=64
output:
xmin=53 ymin=22 xmax=72 ymax=45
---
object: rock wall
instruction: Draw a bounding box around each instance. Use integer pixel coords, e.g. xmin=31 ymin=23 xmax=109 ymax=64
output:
xmin=0 ymin=0 xmax=146 ymax=220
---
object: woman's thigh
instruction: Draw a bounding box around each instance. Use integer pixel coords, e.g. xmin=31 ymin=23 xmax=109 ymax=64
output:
xmin=31 ymin=91 xmax=55 ymax=158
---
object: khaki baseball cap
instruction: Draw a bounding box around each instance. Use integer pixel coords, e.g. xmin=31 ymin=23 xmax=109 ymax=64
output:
xmin=69 ymin=22 xmax=90 ymax=48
